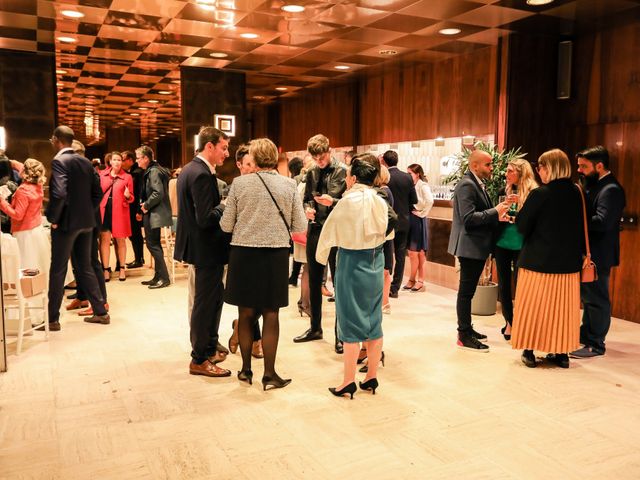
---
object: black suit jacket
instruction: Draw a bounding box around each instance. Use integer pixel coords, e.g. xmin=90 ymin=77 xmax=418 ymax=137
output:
xmin=516 ymin=178 xmax=584 ymax=274
xmin=387 ymin=166 xmax=417 ymax=232
xmin=585 ymin=174 xmax=625 ymax=270
xmin=45 ymin=148 xmax=101 ymax=232
xmin=447 ymin=171 xmax=499 ymax=260
xmin=174 ymin=156 xmax=229 ymax=267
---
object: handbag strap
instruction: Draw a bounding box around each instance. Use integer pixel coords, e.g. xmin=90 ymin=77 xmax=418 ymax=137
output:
xmin=576 ymin=183 xmax=591 ymax=258
xmin=256 ymin=172 xmax=292 ymax=239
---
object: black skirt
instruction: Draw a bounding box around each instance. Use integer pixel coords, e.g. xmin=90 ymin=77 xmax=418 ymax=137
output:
xmin=408 ymin=214 xmax=428 ymax=252
xmin=225 ymin=246 xmax=290 ymax=309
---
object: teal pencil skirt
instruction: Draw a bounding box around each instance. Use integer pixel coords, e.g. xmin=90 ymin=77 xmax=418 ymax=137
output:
xmin=335 ymin=246 xmax=384 ymax=343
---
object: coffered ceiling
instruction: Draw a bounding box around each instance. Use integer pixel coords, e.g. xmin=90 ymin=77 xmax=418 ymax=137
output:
xmin=1 ymin=0 xmax=640 ymax=144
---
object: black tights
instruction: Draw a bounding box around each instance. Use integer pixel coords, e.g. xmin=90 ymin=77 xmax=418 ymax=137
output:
xmin=238 ymin=307 xmax=280 ymax=378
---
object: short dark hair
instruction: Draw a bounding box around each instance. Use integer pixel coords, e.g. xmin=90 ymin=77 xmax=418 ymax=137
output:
xmin=235 ymin=144 xmax=249 ymax=163
xmin=53 ymin=126 xmax=74 ymax=146
xmin=121 ymin=150 xmax=135 ymax=162
xmin=136 ymin=145 xmax=154 ymax=162
xmin=577 ymin=145 xmax=609 ymax=170
xmin=350 ymin=153 xmax=380 ymax=186
xmin=288 ymin=156 xmax=303 ymax=177
xmin=382 ymin=150 xmax=398 ymax=167
xmin=198 ymin=126 xmax=228 ymax=153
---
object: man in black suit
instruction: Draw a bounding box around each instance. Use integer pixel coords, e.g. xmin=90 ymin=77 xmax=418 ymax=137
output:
xmin=174 ymin=126 xmax=231 ymax=377
xmin=448 ymin=150 xmax=509 ymax=351
xmin=383 ymin=150 xmax=418 ymax=297
xmin=573 ymin=146 xmax=626 ymax=357
xmin=46 ymin=126 xmax=110 ymax=330
xmin=121 ymin=150 xmax=145 ymax=268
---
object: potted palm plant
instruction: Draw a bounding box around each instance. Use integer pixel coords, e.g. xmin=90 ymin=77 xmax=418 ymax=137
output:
xmin=444 ymin=141 xmax=526 ymax=315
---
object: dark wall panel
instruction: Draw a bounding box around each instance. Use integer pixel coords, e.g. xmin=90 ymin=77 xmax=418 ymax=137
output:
xmin=0 ymin=51 xmax=56 ymax=168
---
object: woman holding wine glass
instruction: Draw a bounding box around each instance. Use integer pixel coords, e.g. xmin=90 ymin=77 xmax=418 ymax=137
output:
xmin=495 ymin=158 xmax=538 ymax=340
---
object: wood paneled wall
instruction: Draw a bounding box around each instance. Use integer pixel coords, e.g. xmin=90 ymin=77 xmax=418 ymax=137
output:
xmin=506 ymin=26 xmax=640 ymax=322
xmin=359 ymin=46 xmax=498 ymax=145
xmin=278 ymin=82 xmax=357 ymax=152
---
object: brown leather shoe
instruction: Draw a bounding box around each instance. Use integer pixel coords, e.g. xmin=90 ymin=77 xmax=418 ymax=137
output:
xmin=251 ymin=340 xmax=264 ymax=359
xmin=36 ymin=322 xmax=60 ymax=331
xmin=66 ymin=299 xmax=89 ymax=310
xmin=189 ymin=360 xmax=231 ymax=377
xmin=208 ymin=351 xmax=227 ymax=365
xmin=228 ymin=319 xmax=239 ymax=354
xmin=84 ymin=314 xmax=110 ymax=325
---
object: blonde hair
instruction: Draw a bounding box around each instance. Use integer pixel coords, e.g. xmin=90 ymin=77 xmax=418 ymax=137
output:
xmin=507 ymin=158 xmax=538 ymax=208
xmin=22 ymin=158 xmax=46 ymax=185
xmin=307 ymin=134 xmax=330 ymax=156
xmin=538 ymin=149 xmax=571 ymax=182
xmin=249 ymin=138 xmax=278 ymax=169
xmin=375 ymin=165 xmax=390 ymax=187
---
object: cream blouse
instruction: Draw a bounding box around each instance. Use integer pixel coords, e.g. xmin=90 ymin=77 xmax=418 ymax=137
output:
xmin=412 ymin=179 xmax=434 ymax=218
xmin=316 ymin=183 xmax=390 ymax=265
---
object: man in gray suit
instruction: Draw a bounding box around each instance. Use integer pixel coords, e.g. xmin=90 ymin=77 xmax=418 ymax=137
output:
xmin=448 ymin=150 xmax=509 ymax=351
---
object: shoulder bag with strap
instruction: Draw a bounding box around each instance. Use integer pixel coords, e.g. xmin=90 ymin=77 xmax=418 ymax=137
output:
xmin=256 ymin=172 xmax=293 ymax=246
xmin=576 ymin=183 xmax=597 ymax=283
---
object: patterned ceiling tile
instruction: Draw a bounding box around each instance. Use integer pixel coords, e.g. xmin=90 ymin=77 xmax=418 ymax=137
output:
xmin=460 ymin=27 xmax=510 ymax=45
xmin=339 ymin=27 xmax=405 ymax=43
xmin=180 ymin=56 xmax=231 ymax=68
xmin=109 ymin=0 xmax=188 ymax=18
xmin=313 ymin=5 xmax=391 ymax=27
xmin=366 ymin=13 xmax=438 ymax=33
xmin=386 ymin=34 xmax=447 ymax=50
xmin=89 ymin=47 xmax=142 ymax=61
xmin=451 ymin=4 xmax=535 ymax=28
xmin=270 ymin=33 xmax=328 ymax=48
xmin=353 ymin=0 xmax=423 ymax=12
xmin=0 ymin=12 xmax=38 ymax=29
xmin=204 ymin=37 xmax=261 ymax=52
xmin=338 ymin=54 xmax=386 ymax=65
xmin=399 ymin=0 xmax=485 ymax=20
xmin=98 ymin=24 xmax=160 ymax=42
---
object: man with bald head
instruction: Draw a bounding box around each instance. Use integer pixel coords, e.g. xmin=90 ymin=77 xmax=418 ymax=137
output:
xmin=46 ymin=126 xmax=109 ymax=330
xmin=448 ymin=149 xmax=509 ymax=351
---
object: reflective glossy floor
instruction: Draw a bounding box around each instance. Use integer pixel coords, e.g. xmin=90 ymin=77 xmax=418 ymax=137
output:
xmin=1 ymin=268 xmax=639 ymax=479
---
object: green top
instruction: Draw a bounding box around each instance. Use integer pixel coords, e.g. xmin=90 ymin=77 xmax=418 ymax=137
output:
xmin=496 ymin=223 xmax=523 ymax=251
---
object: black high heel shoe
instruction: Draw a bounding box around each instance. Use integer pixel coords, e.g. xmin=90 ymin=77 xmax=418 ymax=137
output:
xmin=103 ymin=267 xmax=111 ymax=283
xmin=356 ymin=348 xmax=367 ymax=365
xmin=297 ymin=304 xmax=311 ymax=317
xmin=359 ymin=378 xmax=379 ymax=394
xmin=359 ymin=351 xmax=385 ymax=373
xmin=501 ymin=323 xmax=511 ymax=341
xmin=262 ymin=374 xmax=292 ymax=391
xmin=237 ymin=369 xmax=253 ymax=385
xmin=328 ymin=382 xmax=357 ymax=399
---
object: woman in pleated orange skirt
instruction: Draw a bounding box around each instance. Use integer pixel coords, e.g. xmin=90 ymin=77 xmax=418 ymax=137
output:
xmin=511 ymin=149 xmax=584 ymax=368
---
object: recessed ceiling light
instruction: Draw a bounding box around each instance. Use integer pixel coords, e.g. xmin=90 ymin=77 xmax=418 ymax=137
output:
xmin=209 ymin=52 xmax=228 ymax=58
xmin=240 ymin=33 xmax=258 ymax=39
xmin=138 ymin=107 xmax=149 ymax=110
xmin=253 ymin=95 xmax=265 ymax=100
xmin=147 ymin=99 xmax=159 ymax=104
xmin=130 ymin=113 xmax=140 ymax=116
xmin=379 ymin=49 xmax=398 ymax=56
xmin=56 ymin=82 xmax=63 ymax=87
xmin=526 ymin=0 xmax=554 ymax=5
xmin=57 ymin=36 xmax=77 ymax=43
xmin=334 ymin=65 xmax=350 ymax=70
xmin=282 ymin=5 xmax=305 ymax=13
xmin=56 ymin=69 xmax=68 ymax=74
xmin=275 ymin=87 xmax=288 ymax=91
xmin=173 ymin=127 xmax=180 ymax=131
xmin=439 ymin=28 xmax=461 ymax=35
xmin=61 ymin=10 xmax=84 ymax=19
xmin=158 ymin=90 xmax=172 ymax=95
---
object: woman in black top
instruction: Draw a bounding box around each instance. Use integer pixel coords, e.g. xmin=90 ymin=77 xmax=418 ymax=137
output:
xmin=511 ymin=149 xmax=584 ymax=369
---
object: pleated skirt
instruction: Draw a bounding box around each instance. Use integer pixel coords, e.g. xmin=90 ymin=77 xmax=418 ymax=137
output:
xmin=511 ymin=268 xmax=580 ymax=353
xmin=335 ymin=246 xmax=384 ymax=343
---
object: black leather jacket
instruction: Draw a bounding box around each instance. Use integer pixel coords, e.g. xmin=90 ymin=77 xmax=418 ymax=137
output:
xmin=303 ymin=159 xmax=347 ymax=226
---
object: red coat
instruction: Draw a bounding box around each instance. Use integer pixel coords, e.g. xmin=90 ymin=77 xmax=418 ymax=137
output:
xmin=0 ymin=182 xmax=43 ymax=233
xmin=99 ymin=168 xmax=134 ymax=238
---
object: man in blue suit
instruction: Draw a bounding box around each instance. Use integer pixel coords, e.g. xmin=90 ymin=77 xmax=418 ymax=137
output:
xmin=448 ymin=150 xmax=509 ymax=351
xmin=46 ymin=126 xmax=110 ymax=330
xmin=174 ymin=126 xmax=231 ymax=377
xmin=573 ymin=146 xmax=626 ymax=357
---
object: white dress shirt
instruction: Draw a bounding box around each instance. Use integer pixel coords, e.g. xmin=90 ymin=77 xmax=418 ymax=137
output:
xmin=412 ymin=179 xmax=434 ymax=218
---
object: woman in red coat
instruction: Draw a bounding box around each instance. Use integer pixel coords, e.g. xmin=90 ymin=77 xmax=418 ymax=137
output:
xmin=99 ymin=152 xmax=134 ymax=281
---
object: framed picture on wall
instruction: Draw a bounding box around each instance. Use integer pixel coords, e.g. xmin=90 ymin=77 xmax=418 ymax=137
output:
xmin=214 ymin=114 xmax=235 ymax=137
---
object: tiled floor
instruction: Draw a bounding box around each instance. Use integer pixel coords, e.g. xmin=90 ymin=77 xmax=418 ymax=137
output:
xmin=1 ymin=269 xmax=639 ymax=479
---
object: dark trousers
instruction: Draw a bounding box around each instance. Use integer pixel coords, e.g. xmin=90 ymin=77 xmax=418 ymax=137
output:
xmin=306 ymin=224 xmax=338 ymax=338
xmin=456 ymin=256 xmax=487 ymax=334
xmin=494 ymin=247 xmax=520 ymax=325
xmin=190 ymin=264 xmax=225 ymax=364
xmin=49 ymin=228 xmax=107 ymax=323
xmin=289 ymin=260 xmax=302 ymax=283
xmin=143 ymin=215 xmax=169 ymax=282
xmin=75 ymin=225 xmax=107 ymax=303
xmin=391 ymin=228 xmax=409 ymax=293
xmin=129 ymin=209 xmax=144 ymax=263
xmin=580 ymin=267 xmax=611 ymax=353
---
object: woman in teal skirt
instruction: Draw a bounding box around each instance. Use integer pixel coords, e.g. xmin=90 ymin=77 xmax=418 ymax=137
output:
xmin=317 ymin=153 xmax=397 ymax=399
